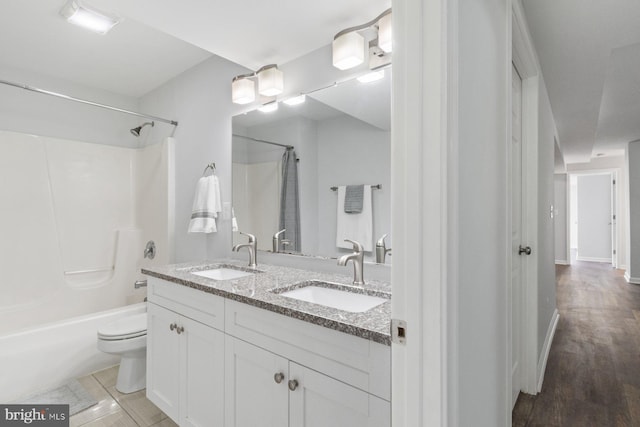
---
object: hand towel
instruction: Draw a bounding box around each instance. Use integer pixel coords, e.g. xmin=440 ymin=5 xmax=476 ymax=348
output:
xmin=231 ymin=208 xmax=239 ymax=232
xmin=188 ymin=175 xmax=221 ymax=233
xmin=336 ymin=185 xmax=373 ymax=251
xmin=344 ymin=184 xmax=364 ymax=213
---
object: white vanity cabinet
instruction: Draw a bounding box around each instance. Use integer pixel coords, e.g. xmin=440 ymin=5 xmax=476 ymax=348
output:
xmin=146 ymin=277 xmax=390 ymax=427
xmin=146 ymin=279 xmax=225 ymax=427
xmin=225 ymin=336 xmax=389 ymax=427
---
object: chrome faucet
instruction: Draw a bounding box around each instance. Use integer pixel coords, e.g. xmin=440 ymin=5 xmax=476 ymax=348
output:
xmin=233 ymin=232 xmax=257 ymax=268
xmin=338 ymin=239 xmax=365 ymax=285
xmin=375 ymin=234 xmax=392 ymax=264
xmin=273 ymin=229 xmax=286 ymax=253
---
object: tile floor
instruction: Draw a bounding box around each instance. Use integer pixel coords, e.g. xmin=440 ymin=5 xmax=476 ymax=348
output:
xmin=70 ymin=366 xmax=177 ymax=427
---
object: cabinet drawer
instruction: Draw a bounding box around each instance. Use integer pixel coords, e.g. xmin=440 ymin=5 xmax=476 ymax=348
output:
xmin=147 ymin=277 xmax=224 ymax=330
xmin=225 ymin=300 xmax=390 ymax=401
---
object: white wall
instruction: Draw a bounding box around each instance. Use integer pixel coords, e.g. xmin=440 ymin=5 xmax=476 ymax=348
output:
xmin=0 ymin=63 xmax=140 ymax=147
xmin=536 ymin=79 xmax=558 ymax=362
xmin=554 ymin=174 xmax=568 ymax=263
xmin=138 ymin=56 xmax=249 ymax=262
xmin=456 ymin=0 xmax=510 ymax=424
xmin=626 ymin=142 xmax=640 ymax=282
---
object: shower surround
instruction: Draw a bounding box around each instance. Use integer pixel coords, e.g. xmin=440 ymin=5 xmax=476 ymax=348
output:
xmin=0 ymin=130 xmax=173 ymax=400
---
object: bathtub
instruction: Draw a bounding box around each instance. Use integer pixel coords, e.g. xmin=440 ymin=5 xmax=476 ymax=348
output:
xmin=0 ymin=302 xmax=146 ymax=402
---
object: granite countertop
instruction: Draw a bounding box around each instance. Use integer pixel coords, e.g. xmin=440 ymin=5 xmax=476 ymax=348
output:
xmin=142 ymin=259 xmax=391 ymax=345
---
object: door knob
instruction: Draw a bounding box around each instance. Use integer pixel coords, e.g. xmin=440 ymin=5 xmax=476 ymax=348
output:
xmin=288 ymin=379 xmax=299 ymax=391
xmin=274 ymin=372 xmax=285 ymax=384
xmin=518 ymin=245 xmax=532 ymax=256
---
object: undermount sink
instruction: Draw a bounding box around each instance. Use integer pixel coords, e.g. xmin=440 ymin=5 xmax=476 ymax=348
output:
xmin=276 ymin=281 xmax=389 ymax=313
xmin=191 ymin=267 xmax=254 ymax=281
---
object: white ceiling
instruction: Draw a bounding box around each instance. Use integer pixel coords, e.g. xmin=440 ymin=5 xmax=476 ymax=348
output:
xmin=0 ymin=0 xmax=390 ymax=98
xmin=522 ymin=0 xmax=640 ymax=164
xmin=0 ymin=1 xmax=212 ymax=98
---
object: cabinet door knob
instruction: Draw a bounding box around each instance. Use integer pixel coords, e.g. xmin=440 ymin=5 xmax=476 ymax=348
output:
xmin=176 ymin=325 xmax=184 ymax=334
xmin=169 ymin=323 xmax=176 ymax=331
xmin=274 ymin=372 xmax=285 ymax=384
xmin=288 ymin=379 xmax=299 ymax=391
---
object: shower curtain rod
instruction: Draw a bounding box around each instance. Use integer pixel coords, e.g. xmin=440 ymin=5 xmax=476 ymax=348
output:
xmin=232 ymin=133 xmax=293 ymax=149
xmin=0 ymin=78 xmax=179 ymax=126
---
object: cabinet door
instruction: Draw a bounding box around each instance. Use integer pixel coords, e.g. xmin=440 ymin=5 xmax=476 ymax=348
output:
xmin=225 ymin=336 xmax=288 ymax=427
xmin=180 ymin=316 xmax=225 ymax=427
xmin=146 ymin=303 xmax=181 ymax=422
xmin=289 ymin=363 xmax=390 ymax=427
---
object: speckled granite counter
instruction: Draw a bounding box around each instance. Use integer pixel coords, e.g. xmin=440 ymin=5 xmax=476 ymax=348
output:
xmin=142 ymin=259 xmax=391 ymax=345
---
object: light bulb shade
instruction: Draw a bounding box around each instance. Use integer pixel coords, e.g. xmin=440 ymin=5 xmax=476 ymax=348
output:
xmin=60 ymin=0 xmax=119 ymax=34
xmin=377 ymin=13 xmax=392 ymax=53
xmin=257 ymin=66 xmax=284 ymax=97
xmin=232 ymin=78 xmax=256 ymax=104
xmin=283 ymin=94 xmax=306 ymax=106
xmin=332 ymin=32 xmax=365 ymax=70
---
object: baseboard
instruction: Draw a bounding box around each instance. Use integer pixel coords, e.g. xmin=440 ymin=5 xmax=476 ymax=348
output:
xmin=537 ymin=309 xmax=559 ymax=392
xmin=624 ymin=272 xmax=640 ymax=285
xmin=575 ymin=256 xmax=612 ymax=263
xmin=554 ymin=260 xmax=569 ymax=265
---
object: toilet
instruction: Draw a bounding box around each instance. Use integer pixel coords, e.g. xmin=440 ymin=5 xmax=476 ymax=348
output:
xmin=97 ymin=313 xmax=147 ymax=393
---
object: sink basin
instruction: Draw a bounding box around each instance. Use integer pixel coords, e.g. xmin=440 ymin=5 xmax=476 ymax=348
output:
xmin=278 ymin=282 xmax=389 ymax=313
xmin=191 ymin=268 xmax=254 ymax=281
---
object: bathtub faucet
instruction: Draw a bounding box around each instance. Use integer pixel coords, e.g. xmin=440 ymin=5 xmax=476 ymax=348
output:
xmin=134 ymin=280 xmax=147 ymax=289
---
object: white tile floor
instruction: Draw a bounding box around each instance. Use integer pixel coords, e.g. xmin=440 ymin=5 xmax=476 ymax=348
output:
xmin=70 ymin=366 xmax=177 ymax=427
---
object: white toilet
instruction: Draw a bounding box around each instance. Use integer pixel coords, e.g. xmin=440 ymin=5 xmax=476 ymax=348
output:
xmin=97 ymin=313 xmax=147 ymax=393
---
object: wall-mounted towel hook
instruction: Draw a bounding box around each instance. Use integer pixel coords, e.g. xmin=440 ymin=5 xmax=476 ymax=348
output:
xmin=202 ymin=162 xmax=216 ymax=176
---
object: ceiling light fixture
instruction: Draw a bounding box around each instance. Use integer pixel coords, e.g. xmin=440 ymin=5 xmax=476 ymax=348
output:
xmin=357 ymin=70 xmax=385 ymax=83
xmin=332 ymin=8 xmax=392 ymax=71
xmin=258 ymin=101 xmax=279 ymax=113
xmin=231 ymin=64 xmax=284 ymax=105
xmin=283 ymin=94 xmax=306 ymax=106
xmin=60 ymin=0 xmax=120 ymax=34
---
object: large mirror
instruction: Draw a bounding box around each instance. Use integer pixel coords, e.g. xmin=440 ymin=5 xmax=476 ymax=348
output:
xmin=232 ymin=69 xmax=391 ymax=264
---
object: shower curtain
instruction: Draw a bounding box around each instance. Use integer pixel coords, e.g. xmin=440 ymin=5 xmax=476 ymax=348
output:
xmin=279 ymin=148 xmax=301 ymax=251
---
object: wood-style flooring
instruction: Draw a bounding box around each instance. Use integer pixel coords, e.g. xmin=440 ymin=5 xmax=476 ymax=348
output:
xmin=512 ymin=260 xmax=640 ymax=426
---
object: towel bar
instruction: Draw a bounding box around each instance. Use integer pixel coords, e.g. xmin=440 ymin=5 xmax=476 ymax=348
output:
xmin=330 ymin=184 xmax=381 ymax=191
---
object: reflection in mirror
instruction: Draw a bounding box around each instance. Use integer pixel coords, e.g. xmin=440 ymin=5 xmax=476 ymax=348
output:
xmin=232 ymin=69 xmax=391 ymax=263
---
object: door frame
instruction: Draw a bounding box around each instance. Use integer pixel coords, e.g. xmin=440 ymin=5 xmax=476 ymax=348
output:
xmin=567 ymin=169 xmax=619 ymax=267
xmin=512 ymin=0 xmax=540 ymax=397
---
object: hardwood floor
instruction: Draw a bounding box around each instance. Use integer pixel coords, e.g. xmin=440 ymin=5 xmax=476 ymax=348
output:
xmin=512 ymin=260 xmax=640 ymax=426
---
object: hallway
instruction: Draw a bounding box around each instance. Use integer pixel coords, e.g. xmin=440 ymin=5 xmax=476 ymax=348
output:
xmin=513 ymin=261 xmax=640 ymax=426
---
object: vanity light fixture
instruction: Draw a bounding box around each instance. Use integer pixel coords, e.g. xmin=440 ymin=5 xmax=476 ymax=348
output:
xmin=258 ymin=101 xmax=279 ymax=113
xmin=60 ymin=0 xmax=120 ymax=34
xmin=331 ymin=8 xmax=392 ymax=71
xmin=283 ymin=94 xmax=306 ymax=106
xmin=231 ymin=64 xmax=284 ymax=104
xmin=357 ymin=70 xmax=385 ymax=83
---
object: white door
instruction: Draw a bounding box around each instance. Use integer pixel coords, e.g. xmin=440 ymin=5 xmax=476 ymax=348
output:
xmin=611 ymin=176 xmax=617 ymax=267
xmin=288 ymin=362 xmax=390 ymax=427
xmin=224 ymin=336 xmax=289 ymax=427
xmin=576 ymin=174 xmax=612 ymax=263
xmin=146 ymin=303 xmax=181 ymax=422
xmin=181 ymin=317 xmax=225 ymax=427
xmin=511 ymin=63 xmax=524 ymax=408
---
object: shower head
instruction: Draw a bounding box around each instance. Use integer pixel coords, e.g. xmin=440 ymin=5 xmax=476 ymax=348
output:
xmin=130 ymin=121 xmax=154 ymax=137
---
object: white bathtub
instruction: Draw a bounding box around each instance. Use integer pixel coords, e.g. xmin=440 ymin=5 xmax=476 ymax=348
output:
xmin=0 ymin=302 xmax=146 ymax=402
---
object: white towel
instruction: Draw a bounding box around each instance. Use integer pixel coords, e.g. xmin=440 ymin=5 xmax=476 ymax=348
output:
xmin=231 ymin=208 xmax=239 ymax=232
xmin=188 ymin=175 xmax=221 ymax=233
xmin=336 ymin=185 xmax=373 ymax=252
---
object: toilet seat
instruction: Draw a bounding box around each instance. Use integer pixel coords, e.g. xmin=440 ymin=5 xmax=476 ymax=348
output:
xmin=98 ymin=313 xmax=147 ymax=341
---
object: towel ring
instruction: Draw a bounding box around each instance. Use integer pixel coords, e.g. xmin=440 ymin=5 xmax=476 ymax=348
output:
xmin=202 ymin=163 xmax=216 ymax=176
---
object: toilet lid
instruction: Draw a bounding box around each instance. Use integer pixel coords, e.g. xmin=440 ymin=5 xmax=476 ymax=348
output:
xmin=98 ymin=313 xmax=147 ymax=340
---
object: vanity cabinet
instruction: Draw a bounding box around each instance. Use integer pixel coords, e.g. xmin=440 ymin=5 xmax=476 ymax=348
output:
xmin=225 ymin=336 xmax=389 ymax=427
xmin=146 ymin=277 xmax=390 ymax=427
xmin=146 ymin=280 xmax=225 ymax=427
